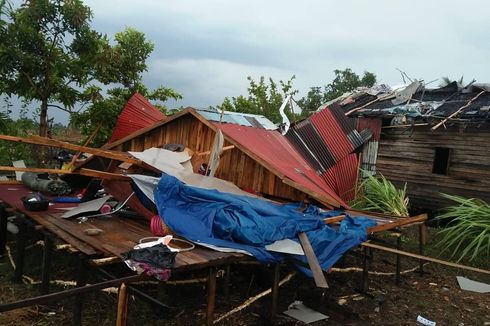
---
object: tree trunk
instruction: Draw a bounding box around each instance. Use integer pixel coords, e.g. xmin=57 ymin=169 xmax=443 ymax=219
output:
xmin=37 ymin=99 xmax=49 ymax=166
xmin=39 ymin=99 xmax=48 ymax=137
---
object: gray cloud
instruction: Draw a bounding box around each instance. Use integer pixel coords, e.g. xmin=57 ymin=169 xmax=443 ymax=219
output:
xmin=8 ymin=0 xmax=490 ymax=124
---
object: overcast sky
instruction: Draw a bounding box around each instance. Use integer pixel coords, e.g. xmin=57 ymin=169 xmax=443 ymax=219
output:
xmin=11 ymin=0 xmax=490 ymax=123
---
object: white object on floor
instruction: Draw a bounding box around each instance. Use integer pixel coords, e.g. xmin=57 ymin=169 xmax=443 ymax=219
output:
xmin=283 ymin=301 xmax=328 ymax=324
xmin=457 ymin=276 xmax=490 ymax=293
xmin=417 ymin=315 xmax=436 ymax=326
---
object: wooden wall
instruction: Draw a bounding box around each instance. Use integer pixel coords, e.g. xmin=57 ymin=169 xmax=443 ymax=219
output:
xmin=112 ymin=114 xmax=308 ymax=202
xmin=376 ymin=124 xmax=490 ymax=211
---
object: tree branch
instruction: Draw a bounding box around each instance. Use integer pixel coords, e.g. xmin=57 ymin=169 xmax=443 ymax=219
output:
xmin=47 ymin=104 xmax=73 ymax=114
xmin=21 ymin=72 xmax=42 ymax=98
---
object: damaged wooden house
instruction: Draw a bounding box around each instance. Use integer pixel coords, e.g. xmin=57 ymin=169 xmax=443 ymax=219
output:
xmin=331 ymin=81 xmax=490 ymax=212
xmin=81 ymin=92 xmax=371 ymax=209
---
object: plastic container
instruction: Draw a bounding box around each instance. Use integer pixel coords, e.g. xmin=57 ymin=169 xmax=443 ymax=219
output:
xmin=21 ymin=194 xmax=50 ymax=211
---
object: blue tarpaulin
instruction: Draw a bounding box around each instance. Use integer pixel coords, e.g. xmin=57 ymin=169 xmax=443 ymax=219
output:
xmin=154 ymin=174 xmax=376 ymax=276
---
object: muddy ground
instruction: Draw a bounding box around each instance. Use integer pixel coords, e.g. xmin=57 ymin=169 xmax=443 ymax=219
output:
xmin=1 ymin=228 xmax=489 ymax=325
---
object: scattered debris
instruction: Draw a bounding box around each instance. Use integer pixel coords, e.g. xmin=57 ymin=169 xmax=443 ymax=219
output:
xmin=456 ymin=276 xmax=490 ymax=293
xmin=417 ymin=315 xmax=436 ymax=326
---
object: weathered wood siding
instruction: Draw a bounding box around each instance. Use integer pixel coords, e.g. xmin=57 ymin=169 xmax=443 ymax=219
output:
xmin=112 ymin=114 xmax=307 ymax=202
xmin=376 ymin=125 xmax=490 ymax=211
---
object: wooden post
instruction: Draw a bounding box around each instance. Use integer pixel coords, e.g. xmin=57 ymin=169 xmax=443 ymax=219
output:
xmin=224 ymin=264 xmax=231 ymax=304
xmin=13 ymin=217 xmax=27 ymax=283
xmin=418 ymin=224 xmax=426 ymax=274
xmin=207 ymin=266 xmax=217 ymax=326
xmin=270 ymin=264 xmax=280 ymax=323
xmin=73 ymin=254 xmax=86 ymax=326
xmin=395 ymin=235 xmax=401 ymax=285
xmin=360 ymin=246 xmax=369 ymax=293
xmin=116 ymin=283 xmax=129 ymax=326
xmin=41 ymin=234 xmax=53 ymax=294
xmin=0 ymin=204 xmax=7 ymax=258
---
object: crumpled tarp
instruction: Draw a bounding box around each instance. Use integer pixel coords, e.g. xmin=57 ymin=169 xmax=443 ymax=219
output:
xmin=21 ymin=172 xmax=71 ymax=195
xmin=154 ymin=174 xmax=376 ymax=276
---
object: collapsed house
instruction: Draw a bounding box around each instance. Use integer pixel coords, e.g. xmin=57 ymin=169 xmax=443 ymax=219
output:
xmin=333 ymin=81 xmax=490 ymax=212
xmin=83 ymin=92 xmax=371 ymax=209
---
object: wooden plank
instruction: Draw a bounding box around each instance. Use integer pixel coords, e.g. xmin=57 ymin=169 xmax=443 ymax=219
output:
xmin=298 ymin=232 xmax=328 ymax=288
xmin=362 ymin=242 xmax=490 ymax=275
xmin=0 ymin=166 xmax=131 ymax=181
xmin=0 ymin=134 xmax=142 ymax=165
xmin=431 ymin=91 xmax=486 ymax=130
xmin=367 ymin=214 xmax=427 ymax=233
xmin=116 ymin=283 xmax=129 ymax=326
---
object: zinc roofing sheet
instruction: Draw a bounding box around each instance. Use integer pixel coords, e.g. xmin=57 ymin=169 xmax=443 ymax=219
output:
xmin=214 ymin=122 xmax=348 ymax=208
xmin=195 ymin=108 xmax=277 ymax=130
xmin=109 ymin=93 xmax=166 ymax=143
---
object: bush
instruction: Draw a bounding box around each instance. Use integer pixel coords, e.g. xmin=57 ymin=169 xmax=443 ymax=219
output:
xmin=351 ymin=173 xmax=409 ymax=216
xmin=436 ymin=193 xmax=490 ymax=263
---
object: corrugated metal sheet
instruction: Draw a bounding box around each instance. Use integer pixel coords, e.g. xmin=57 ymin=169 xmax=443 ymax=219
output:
xmin=214 ymin=123 xmax=348 ymax=208
xmin=195 ymin=108 xmax=277 ymax=130
xmin=109 ymin=93 xmax=166 ymax=143
xmin=360 ymin=141 xmax=379 ymax=178
xmin=310 ymin=108 xmax=355 ymax=161
xmin=357 ymin=117 xmax=382 ymax=141
xmin=293 ymin=120 xmax=336 ymax=169
xmin=320 ymin=153 xmax=359 ymax=202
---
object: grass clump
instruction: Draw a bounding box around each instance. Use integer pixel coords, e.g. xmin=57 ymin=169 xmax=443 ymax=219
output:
xmin=436 ymin=193 xmax=490 ymax=263
xmin=351 ymin=173 xmax=409 ymax=216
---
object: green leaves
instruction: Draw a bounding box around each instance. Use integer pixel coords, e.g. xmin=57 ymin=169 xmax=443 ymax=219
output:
xmin=297 ymin=69 xmax=377 ymax=118
xmin=0 ymin=0 xmax=105 ymax=137
xmin=351 ymin=173 xmax=409 ymax=216
xmin=218 ymin=75 xmax=298 ymax=123
xmin=436 ymin=194 xmax=490 ymax=263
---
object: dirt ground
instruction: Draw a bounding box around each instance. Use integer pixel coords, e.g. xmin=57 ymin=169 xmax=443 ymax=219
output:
xmin=1 ymin=229 xmax=489 ymax=326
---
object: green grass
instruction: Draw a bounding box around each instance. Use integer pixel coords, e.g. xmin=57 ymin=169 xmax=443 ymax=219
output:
xmin=435 ymin=193 xmax=490 ymax=263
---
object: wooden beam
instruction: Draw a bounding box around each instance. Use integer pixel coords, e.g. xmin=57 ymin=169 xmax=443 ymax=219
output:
xmin=0 ymin=166 xmax=130 ymax=181
xmin=196 ymin=145 xmax=235 ymax=156
xmin=345 ymin=98 xmax=380 ymax=116
xmin=116 ymin=283 xmax=129 ymax=326
xmin=367 ymin=213 xmax=427 ymax=233
xmin=0 ymin=134 xmax=141 ymax=165
xmin=323 ymin=215 xmax=345 ymax=224
xmin=298 ymin=232 xmax=328 ymax=288
xmin=431 ymin=90 xmax=486 ymax=131
xmin=362 ymin=242 xmax=490 ymax=275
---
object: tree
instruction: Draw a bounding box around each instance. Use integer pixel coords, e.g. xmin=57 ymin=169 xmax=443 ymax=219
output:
xmin=0 ymin=0 xmax=107 ymax=138
xmin=297 ymin=68 xmax=377 ymax=118
xmin=71 ymin=27 xmax=182 ymax=146
xmin=218 ymin=76 xmax=298 ymax=124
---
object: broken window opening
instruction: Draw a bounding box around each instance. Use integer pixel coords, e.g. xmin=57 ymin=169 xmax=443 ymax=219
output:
xmin=432 ymin=147 xmax=451 ymax=175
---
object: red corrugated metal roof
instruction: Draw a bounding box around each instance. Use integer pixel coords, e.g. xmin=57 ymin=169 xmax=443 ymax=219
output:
xmin=214 ymin=122 xmax=348 ymax=208
xmin=357 ymin=117 xmax=382 ymax=141
xmin=109 ymin=92 xmax=166 ymax=143
xmin=320 ymin=153 xmax=358 ymax=202
xmin=310 ymin=108 xmax=354 ymax=161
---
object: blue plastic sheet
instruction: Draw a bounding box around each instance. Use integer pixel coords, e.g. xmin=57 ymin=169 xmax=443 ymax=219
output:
xmin=154 ymin=174 xmax=376 ymax=275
